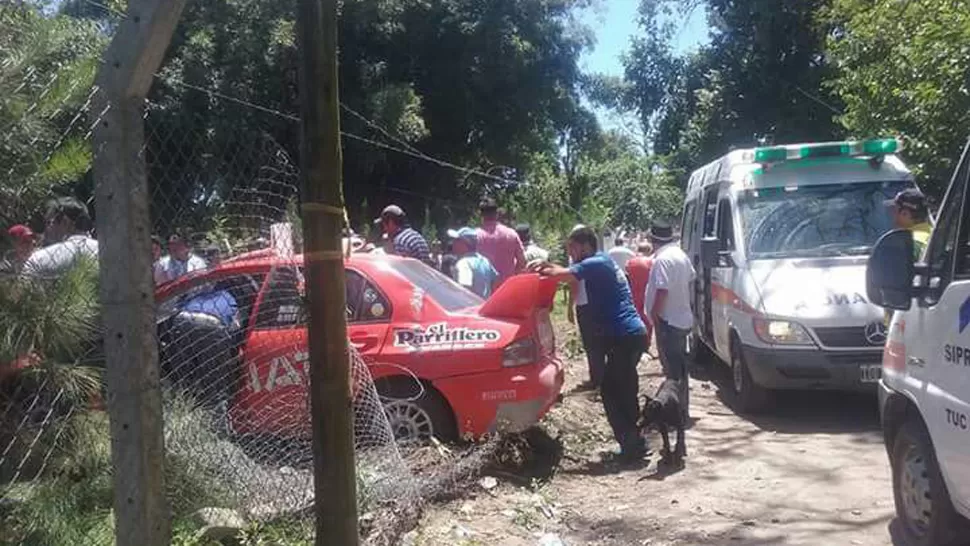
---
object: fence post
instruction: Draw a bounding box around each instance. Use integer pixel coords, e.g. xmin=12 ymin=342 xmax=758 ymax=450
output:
xmin=91 ymin=1 xmax=187 ymax=545
xmin=296 ymin=0 xmax=360 ymax=543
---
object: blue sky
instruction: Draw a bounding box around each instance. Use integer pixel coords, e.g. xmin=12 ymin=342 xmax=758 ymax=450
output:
xmin=577 ymin=1 xmax=709 ymax=135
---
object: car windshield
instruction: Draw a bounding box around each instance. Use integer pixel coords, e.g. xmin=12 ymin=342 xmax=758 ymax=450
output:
xmin=738 ymin=180 xmax=912 ymax=259
xmin=388 ymin=259 xmax=484 ymax=312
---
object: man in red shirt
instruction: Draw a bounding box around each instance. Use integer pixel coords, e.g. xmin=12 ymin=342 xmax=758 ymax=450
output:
xmin=476 ymin=198 xmax=526 ymax=286
xmin=626 ymin=241 xmax=654 ymax=344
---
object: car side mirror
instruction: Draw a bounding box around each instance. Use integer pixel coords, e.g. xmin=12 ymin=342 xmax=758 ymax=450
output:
xmin=866 ymin=229 xmax=915 ymax=311
xmin=700 ymin=237 xmax=719 ymax=268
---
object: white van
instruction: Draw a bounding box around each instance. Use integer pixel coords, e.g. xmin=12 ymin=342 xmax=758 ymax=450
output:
xmin=681 ymin=138 xmax=918 ymax=412
xmin=867 ymin=139 xmax=970 ymax=546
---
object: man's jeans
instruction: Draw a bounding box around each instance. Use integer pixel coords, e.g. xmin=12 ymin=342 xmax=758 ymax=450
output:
xmin=600 ymin=333 xmax=646 ymax=453
xmin=655 ymin=319 xmax=690 ymax=419
xmin=576 ymin=305 xmax=605 ymax=386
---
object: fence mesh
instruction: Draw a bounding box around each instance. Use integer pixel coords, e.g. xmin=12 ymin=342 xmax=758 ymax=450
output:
xmin=1 ymin=5 xmax=500 ymax=544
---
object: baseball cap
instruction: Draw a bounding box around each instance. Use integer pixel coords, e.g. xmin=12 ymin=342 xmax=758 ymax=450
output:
xmin=446 ymin=227 xmax=478 ymax=244
xmin=7 ymin=224 xmax=34 ymax=241
xmin=374 ymin=204 xmax=406 ymax=225
xmin=885 ymin=188 xmax=927 ymax=213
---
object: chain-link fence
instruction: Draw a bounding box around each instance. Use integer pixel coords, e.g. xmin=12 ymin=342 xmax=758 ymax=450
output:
xmin=1 ymin=4 xmax=503 ymax=545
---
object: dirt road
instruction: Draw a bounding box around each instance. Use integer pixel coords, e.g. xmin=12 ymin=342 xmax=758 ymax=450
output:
xmin=411 ymin=354 xmax=902 ymax=545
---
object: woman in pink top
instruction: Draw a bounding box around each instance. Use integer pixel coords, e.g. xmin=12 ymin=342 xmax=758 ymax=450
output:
xmin=476 ymin=198 xmax=526 ymax=286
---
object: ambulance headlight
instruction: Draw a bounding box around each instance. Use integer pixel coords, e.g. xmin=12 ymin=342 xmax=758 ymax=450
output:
xmin=752 ymin=318 xmax=815 ymax=346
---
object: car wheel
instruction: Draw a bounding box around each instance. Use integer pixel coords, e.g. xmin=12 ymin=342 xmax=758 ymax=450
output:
xmin=892 ymin=417 xmax=970 ymax=546
xmin=378 ymin=380 xmax=457 ymax=444
xmin=730 ymin=341 xmax=769 ymax=414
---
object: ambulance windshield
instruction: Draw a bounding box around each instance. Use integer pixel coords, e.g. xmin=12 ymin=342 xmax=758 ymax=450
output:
xmin=738 ymin=180 xmax=912 ymax=259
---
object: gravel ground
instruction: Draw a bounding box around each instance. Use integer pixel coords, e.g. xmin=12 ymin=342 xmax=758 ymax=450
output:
xmin=410 ymin=349 xmax=904 ymax=546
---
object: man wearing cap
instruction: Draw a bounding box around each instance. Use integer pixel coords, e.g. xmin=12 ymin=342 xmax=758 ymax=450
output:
xmin=375 ymin=205 xmax=434 ymax=266
xmin=23 ymin=197 xmax=99 ymax=278
xmin=887 ymin=188 xmax=932 ymax=261
xmin=644 ymin=220 xmax=695 ymax=421
xmin=154 ymin=232 xmax=208 ymax=285
xmin=447 ymin=227 xmax=498 ymax=298
xmin=477 ymin=198 xmax=526 ymax=286
xmin=530 ymin=225 xmax=648 ymax=462
xmin=3 ymin=224 xmax=36 ymax=274
xmin=516 ymin=223 xmax=549 ymax=263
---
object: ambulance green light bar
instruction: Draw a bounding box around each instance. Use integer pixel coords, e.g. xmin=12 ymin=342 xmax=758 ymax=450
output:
xmin=748 ymin=138 xmax=903 ymax=164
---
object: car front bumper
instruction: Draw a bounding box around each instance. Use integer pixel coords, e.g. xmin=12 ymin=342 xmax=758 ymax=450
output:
xmin=741 ymin=345 xmax=883 ymax=391
xmin=435 ymin=357 xmax=565 ymax=439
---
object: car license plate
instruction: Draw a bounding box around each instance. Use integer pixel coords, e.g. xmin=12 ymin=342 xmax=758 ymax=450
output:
xmin=860 ymin=364 xmax=882 ymax=383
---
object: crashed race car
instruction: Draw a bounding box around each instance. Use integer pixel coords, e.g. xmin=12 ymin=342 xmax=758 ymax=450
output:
xmin=155 ymin=253 xmax=563 ymax=443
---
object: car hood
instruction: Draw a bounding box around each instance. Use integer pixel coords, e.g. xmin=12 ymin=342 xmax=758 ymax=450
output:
xmin=746 ymin=257 xmax=884 ymax=323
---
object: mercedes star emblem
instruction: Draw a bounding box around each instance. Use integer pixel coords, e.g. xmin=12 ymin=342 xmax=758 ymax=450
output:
xmin=864 ymin=321 xmax=888 ymax=345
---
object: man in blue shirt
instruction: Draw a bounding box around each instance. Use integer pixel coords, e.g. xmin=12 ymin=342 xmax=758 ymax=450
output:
xmin=447 ymin=227 xmax=498 ymax=298
xmin=530 ymin=225 xmax=648 ymax=461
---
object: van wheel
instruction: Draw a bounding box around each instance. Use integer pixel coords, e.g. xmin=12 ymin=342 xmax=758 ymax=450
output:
xmin=892 ymin=417 xmax=970 ymax=546
xmin=730 ymin=342 xmax=770 ymax=414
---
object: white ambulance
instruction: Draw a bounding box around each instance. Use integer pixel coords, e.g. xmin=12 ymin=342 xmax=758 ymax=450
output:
xmin=681 ymin=138 xmax=918 ymax=412
xmin=867 ymin=139 xmax=970 ymax=546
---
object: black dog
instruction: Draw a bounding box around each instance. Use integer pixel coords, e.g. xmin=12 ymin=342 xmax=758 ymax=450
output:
xmin=638 ymin=378 xmax=686 ymax=466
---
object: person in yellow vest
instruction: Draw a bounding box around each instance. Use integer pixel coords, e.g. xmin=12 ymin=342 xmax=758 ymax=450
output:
xmin=883 ymin=188 xmax=932 ymax=325
xmin=885 ymin=188 xmax=932 ymax=260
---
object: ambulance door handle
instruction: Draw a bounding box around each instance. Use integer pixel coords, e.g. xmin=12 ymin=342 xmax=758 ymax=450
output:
xmin=908 ymin=356 xmax=925 ymax=368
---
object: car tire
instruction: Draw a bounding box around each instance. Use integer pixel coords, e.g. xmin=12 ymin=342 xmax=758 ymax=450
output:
xmin=377 ymin=379 xmax=457 ymax=444
xmin=891 ymin=417 xmax=970 ymax=546
xmin=730 ymin=341 xmax=770 ymax=414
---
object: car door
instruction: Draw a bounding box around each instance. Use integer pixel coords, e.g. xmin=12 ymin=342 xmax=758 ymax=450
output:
xmin=236 ymin=264 xmax=309 ymax=437
xmin=914 ymin=145 xmax=970 ymax=509
xmin=345 ymin=268 xmax=391 ymax=364
xmin=712 ymin=196 xmax=737 ymax=357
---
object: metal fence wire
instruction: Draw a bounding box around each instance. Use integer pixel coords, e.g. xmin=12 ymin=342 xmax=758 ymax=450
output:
xmin=0 ymin=6 xmax=500 ymax=543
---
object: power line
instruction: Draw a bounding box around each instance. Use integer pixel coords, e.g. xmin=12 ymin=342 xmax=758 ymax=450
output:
xmin=160 ymin=77 xmax=520 ymax=185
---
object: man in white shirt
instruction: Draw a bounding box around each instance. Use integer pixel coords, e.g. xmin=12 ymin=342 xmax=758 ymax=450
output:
xmin=22 ymin=197 xmax=99 ymax=278
xmin=516 ymin=224 xmax=549 ymax=263
xmin=607 ymin=237 xmax=636 ymax=270
xmin=154 ymin=233 xmax=207 ymax=285
xmin=644 ymin=220 xmax=696 ymax=420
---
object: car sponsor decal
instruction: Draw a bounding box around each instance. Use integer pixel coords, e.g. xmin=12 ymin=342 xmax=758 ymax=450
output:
xmin=946 ymin=408 xmax=969 ymax=431
xmin=481 ymin=389 xmax=517 ymax=401
xmin=249 ymin=351 xmax=309 ymax=393
xmin=960 ymin=295 xmax=970 ymax=333
xmin=393 ymin=322 xmax=501 ymax=351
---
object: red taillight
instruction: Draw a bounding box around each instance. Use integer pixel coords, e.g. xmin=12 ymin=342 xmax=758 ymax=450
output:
xmin=503 ymin=338 xmax=537 ymax=367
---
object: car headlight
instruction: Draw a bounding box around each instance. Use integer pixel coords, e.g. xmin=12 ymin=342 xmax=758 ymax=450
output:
xmin=752 ymin=318 xmax=815 ymax=346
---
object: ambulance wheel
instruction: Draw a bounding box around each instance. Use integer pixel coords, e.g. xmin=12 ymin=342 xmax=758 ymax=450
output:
xmin=377 ymin=379 xmax=457 ymax=444
xmin=730 ymin=341 xmax=769 ymax=414
xmin=891 ymin=417 xmax=970 ymax=546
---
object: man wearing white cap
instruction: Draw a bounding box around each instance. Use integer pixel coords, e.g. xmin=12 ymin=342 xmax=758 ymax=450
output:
xmin=447 ymin=227 xmax=498 ymax=298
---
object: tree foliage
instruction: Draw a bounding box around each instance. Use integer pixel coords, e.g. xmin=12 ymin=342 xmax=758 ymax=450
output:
xmin=825 ymin=0 xmax=970 ymax=197
xmin=0 ymin=4 xmax=105 ymax=225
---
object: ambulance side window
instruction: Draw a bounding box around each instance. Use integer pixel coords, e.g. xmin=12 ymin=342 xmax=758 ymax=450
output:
xmin=717 ymin=199 xmax=735 ymax=251
xmin=926 ymin=155 xmax=969 ymax=291
xmin=703 ymin=187 xmax=718 ymax=237
xmin=952 ymin=158 xmax=970 ymax=278
xmin=681 ymin=201 xmax=697 ymax=250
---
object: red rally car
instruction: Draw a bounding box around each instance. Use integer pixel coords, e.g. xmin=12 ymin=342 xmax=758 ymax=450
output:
xmin=155 ymin=253 xmax=563 ymax=442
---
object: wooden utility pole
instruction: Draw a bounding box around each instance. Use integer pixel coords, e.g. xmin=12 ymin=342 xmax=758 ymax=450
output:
xmin=296 ymin=0 xmax=360 ymax=544
xmin=90 ymin=1 xmax=187 ymax=545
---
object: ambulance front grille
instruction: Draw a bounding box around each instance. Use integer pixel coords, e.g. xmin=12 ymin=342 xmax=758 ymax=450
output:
xmin=813 ymin=326 xmax=882 ymax=348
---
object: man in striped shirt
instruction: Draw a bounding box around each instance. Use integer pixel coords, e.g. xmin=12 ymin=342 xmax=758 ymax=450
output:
xmin=374 ymin=205 xmax=434 ymax=266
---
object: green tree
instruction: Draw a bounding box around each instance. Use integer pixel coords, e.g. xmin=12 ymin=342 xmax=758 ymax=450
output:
xmin=618 ymin=0 xmax=842 ymax=187
xmin=825 ymin=0 xmax=970 ymax=198
xmin=0 ymin=3 xmax=105 ymax=226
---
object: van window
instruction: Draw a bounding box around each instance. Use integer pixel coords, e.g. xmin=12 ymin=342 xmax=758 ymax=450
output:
xmin=717 ymin=199 xmax=735 ymax=251
xmin=681 ymin=201 xmax=697 ymax=249
xmin=737 ymin=180 xmax=911 ymax=259
xmin=703 ymin=187 xmax=718 ymax=237
xmin=931 ymin=161 xmax=969 ymax=281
